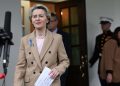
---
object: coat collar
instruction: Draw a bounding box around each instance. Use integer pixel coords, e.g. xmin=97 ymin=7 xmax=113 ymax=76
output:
xmin=40 ymin=30 xmax=54 ymax=61
xmin=28 ymin=29 xmax=54 ymax=68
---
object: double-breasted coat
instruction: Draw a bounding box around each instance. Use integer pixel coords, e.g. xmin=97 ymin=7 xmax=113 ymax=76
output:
xmin=14 ymin=30 xmax=70 ymax=86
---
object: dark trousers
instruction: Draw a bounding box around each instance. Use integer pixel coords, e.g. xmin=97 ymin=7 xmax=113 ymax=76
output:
xmin=111 ymin=83 xmax=120 ymax=86
xmin=99 ymin=78 xmax=108 ymax=86
xmin=99 ymin=76 xmax=113 ymax=86
xmin=60 ymin=69 xmax=68 ymax=86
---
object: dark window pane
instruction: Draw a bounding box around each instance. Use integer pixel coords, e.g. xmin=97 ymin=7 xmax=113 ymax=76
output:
xmin=72 ymin=47 xmax=80 ymax=65
xmin=71 ymin=27 xmax=80 ymax=45
xmin=61 ymin=8 xmax=69 ymax=26
xmin=70 ymin=7 xmax=79 ymax=25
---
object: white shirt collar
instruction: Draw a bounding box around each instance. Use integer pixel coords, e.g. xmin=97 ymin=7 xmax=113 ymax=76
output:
xmin=53 ymin=28 xmax=58 ymax=33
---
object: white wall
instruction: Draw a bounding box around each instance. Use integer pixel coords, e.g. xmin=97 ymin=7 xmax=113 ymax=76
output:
xmin=86 ymin=0 xmax=120 ymax=86
xmin=0 ymin=0 xmax=22 ymax=85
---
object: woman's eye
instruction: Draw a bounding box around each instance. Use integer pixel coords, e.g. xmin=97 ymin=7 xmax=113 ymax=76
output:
xmin=39 ymin=14 xmax=45 ymax=17
xmin=32 ymin=15 xmax=37 ymax=18
xmin=32 ymin=14 xmax=45 ymax=18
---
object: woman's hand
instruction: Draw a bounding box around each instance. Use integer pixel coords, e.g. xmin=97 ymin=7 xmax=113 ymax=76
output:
xmin=49 ymin=68 xmax=59 ymax=79
xmin=106 ymin=73 xmax=112 ymax=83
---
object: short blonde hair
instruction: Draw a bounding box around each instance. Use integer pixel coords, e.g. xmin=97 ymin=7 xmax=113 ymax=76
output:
xmin=29 ymin=4 xmax=51 ymax=20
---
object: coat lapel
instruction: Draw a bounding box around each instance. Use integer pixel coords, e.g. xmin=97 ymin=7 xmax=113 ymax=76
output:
xmin=40 ymin=30 xmax=54 ymax=61
xmin=28 ymin=31 xmax=42 ymax=69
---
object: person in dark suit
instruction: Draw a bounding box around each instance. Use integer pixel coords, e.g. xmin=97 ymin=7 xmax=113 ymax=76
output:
xmin=48 ymin=12 xmax=71 ymax=86
xmin=89 ymin=17 xmax=113 ymax=86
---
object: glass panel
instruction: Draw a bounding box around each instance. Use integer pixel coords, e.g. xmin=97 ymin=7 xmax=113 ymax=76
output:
xmin=62 ymin=28 xmax=70 ymax=33
xmin=71 ymin=27 xmax=80 ymax=45
xmin=61 ymin=8 xmax=69 ymax=26
xmin=70 ymin=7 xmax=79 ymax=25
xmin=72 ymin=47 xmax=80 ymax=65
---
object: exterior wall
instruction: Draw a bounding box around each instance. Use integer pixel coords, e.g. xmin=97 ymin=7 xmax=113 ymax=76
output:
xmin=0 ymin=0 xmax=22 ymax=85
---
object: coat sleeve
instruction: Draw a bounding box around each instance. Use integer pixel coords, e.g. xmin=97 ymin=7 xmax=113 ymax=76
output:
xmin=54 ymin=35 xmax=70 ymax=75
xmin=14 ymin=38 xmax=26 ymax=86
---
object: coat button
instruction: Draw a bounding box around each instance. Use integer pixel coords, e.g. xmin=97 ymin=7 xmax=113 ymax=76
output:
xmin=29 ymin=52 xmax=31 ymax=54
xmin=45 ymin=61 xmax=48 ymax=64
xmin=31 ymin=61 xmax=33 ymax=64
xmin=49 ymin=51 xmax=51 ymax=53
xmin=40 ymin=71 xmax=42 ymax=73
xmin=33 ymin=71 xmax=36 ymax=74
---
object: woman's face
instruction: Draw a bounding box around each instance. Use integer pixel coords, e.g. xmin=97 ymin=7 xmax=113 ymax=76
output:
xmin=117 ymin=31 xmax=120 ymax=39
xmin=31 ymin=9 xmax=48 ymax=30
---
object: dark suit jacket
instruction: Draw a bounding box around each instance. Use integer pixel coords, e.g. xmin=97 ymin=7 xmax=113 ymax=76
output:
xmin=57 ymin=29 xmax=71 ymax=86
xmin=57 ymin=29 xmax=71 ymax=61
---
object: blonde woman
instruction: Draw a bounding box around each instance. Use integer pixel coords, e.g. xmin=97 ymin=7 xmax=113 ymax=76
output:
xmin=14 ymin=4 xmax=69 ymax=86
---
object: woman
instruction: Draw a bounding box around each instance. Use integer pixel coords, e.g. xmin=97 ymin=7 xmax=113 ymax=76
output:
xmin=14 ymin=4 xmax=70 ymax=86
xmin=100 ymin=27 xmax=120 ymax=86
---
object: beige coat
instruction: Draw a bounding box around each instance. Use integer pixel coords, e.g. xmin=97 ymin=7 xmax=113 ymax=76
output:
xmin=100 ymin=39 xmax=120 ymax=83
xmin=14 ymin=30 xmax=70 ymax=86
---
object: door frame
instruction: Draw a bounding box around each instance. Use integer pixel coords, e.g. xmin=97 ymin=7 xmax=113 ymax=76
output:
xmin=55 ymin=0 xmax=89 ymax=86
